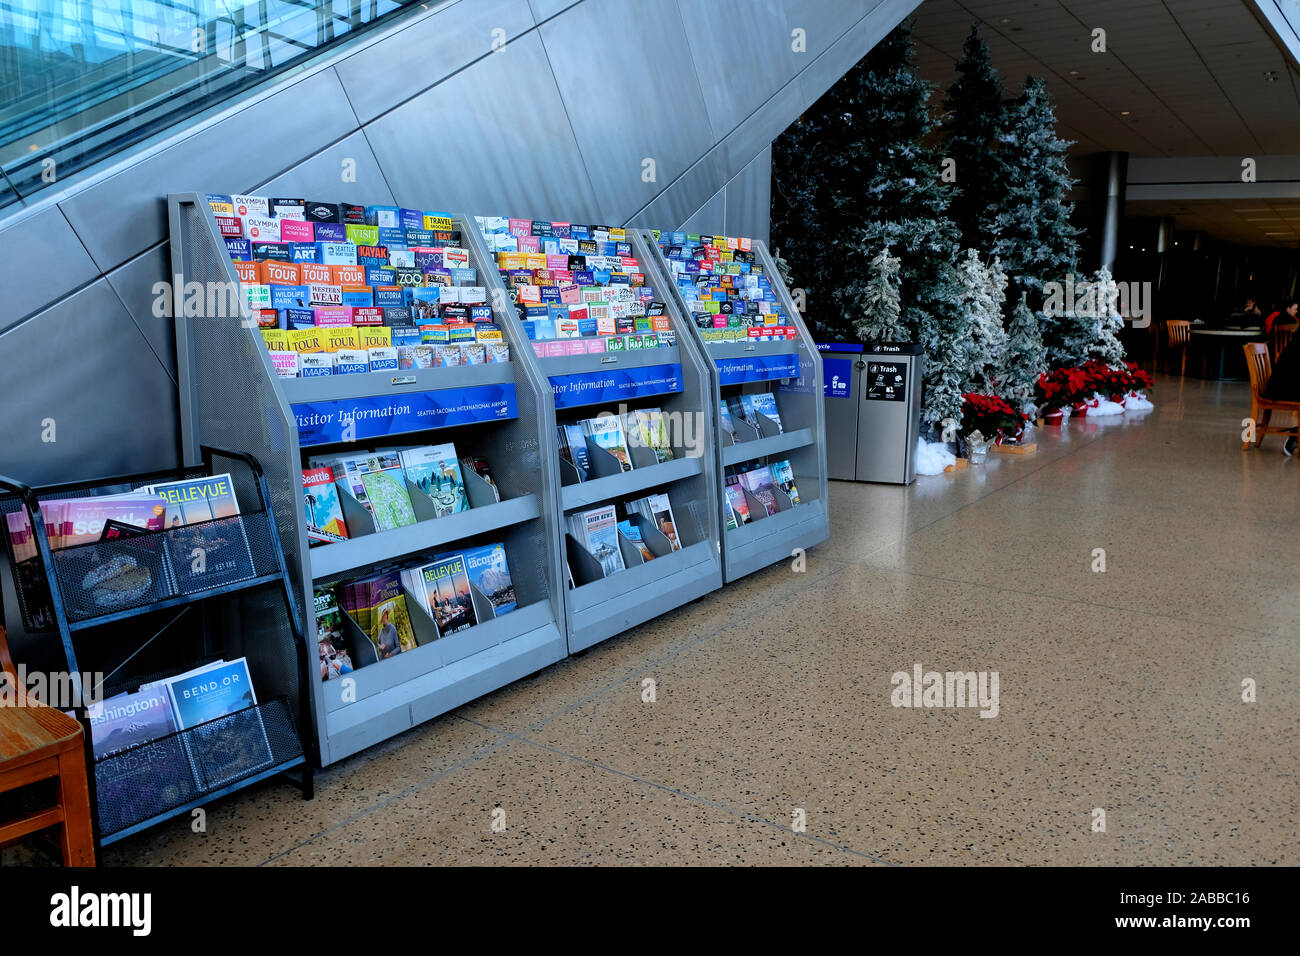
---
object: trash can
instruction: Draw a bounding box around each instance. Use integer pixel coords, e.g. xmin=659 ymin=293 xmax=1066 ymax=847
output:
xmin=817 ymin=342 xmax=864 ymax=481
xmin=819 ymin=341 xmax=924 ymax=485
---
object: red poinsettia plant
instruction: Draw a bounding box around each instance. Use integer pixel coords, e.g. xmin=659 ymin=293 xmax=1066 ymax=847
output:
xmin=1035 ymin=366 xmax=1091 ymax=411
xmin=961 ymin=393 xmax=1029 ymax=439
xmin=1119 ymin=362 xmax=1154 ymax=393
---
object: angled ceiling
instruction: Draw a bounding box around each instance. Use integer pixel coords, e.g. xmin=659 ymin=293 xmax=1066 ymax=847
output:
xmin=911 ymin=0 xmax=1300 ymax=157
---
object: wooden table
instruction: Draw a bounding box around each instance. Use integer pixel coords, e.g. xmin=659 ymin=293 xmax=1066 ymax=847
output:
xmin=1190 ymin=328 xmax=1261 ymax=380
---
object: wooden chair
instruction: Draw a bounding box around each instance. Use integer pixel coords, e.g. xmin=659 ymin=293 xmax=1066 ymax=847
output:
xmin=0 ymin=626 xmax=96 ymax=866
xmin=1164 ymin=320 xmax=1191 ymax=376
xmin=1273 ymin=324 xmax=1294 ymax=362
xmin=1242 ymin=342 xmax=1300 ymax=450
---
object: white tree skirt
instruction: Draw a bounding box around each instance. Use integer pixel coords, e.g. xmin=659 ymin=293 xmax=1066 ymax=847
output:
xmin=1087 ymin=393 xmax=1126 ymax=417
xmin=916 ymin=438 xmax=956 ymax=476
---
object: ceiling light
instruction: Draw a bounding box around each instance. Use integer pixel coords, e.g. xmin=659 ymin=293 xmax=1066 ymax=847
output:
xmin=1120 ymin=110 xmax=1131 ymax=115
xmin=1000 ymin=17 xmax=1011 ymax=23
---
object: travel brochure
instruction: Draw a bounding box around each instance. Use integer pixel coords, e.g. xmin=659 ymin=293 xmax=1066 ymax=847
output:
xmin=317 ymin=541 xmax=518 ymax=673
xmin=723 ymin=459 xmax=802 ymax=530
xmin=4 ymin=473 xmax=255 ymax=612
xmin=653 ymin=231 xmax=798 ymax=343
xmin=557 ymin=408 xmax=676 ymax=480
xmin=566 ymin=492 xmax=683 ymax=581
xmin=204 ymin=194 xmax=510 ymax=378
xmin=476 ymin=215 xmax=676 ymax=355
xmin=304 ymin=442 xmax=497 ymax=544
xmin=85 ymin=657 xmax=273 ymax=793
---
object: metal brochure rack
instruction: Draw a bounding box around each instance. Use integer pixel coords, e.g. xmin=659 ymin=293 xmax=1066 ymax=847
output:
xmin=0 ymin=447 xmax=312 ymax=848
xmin=168 ymin=193 xmax=566 ymax=765
xmin=640 ymin=232 xmax=829 ymax=583
xmin=467 ymin=222 xmax=723 ymax=653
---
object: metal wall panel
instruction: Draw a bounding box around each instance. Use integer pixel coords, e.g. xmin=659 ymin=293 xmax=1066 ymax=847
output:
xmin=796 ymin=0 xmax=920 ymax=115
xmin=0 ymin=205 xmax=100 ymax=330
xmin=677 ymin=0 xmax=795 ymax=141
xmin=334 ymin=0 xmax=537 ymax=124
xmin=0 ymin=281 xmax=181 ymax=486
xmin=724 ymin=146 xmax=773 ymax=243
xmin=58 ymin=69 xmax=360 ymax=274
xmin=104 ymin=243 xmax=178 ymax=382
xmin=256 ymin=130 xmax=395 ymax=205
xmin=679 ymin=187 xmax=726 ymax=234
xmin=710 ymin=74 xmax=804 ymax=185
xmin=781 ymin=0 xmax=876 ymax=62
xmin=624 ymin=147 xmax=729 ymax=232
xmin=365 ymin=32 xmax=601 ymax=221
xmin=540 ymin=0 xmax=717 ymax=224
xmin=528 ymin=0 xmax=581 ymax=22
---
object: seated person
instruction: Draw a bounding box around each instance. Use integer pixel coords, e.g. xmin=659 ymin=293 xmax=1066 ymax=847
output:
xmin=1263 ymin=301 xmax=1298 ymax=334
xmin=1240 ymin=298 xmax=1262 ymax=318
xmin=1263 ymin=316 xmax=1300 ymax=456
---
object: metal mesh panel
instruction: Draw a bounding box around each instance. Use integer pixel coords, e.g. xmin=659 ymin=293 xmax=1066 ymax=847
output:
xmin=95 ymin=696 xmax=302 ymax=838
xmin=48 ymin=512 xmax=279 ymax=622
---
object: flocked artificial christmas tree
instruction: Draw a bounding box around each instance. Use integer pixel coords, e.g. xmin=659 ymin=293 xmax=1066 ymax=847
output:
xmin=1002 ymin=291 xmax=1046 ymax=410
xmin=956 ymin=249 xmax=1008 ymax=392
xmin=942 ymin=26 xmax=1011 ymax=248
xmin=991 ymin=76 xmax=1081 ymax=367
xmin=854 ymin=247 xmax=906 ymax=342
xmin=1088 ymin=266 xmax=1128 ymax=366
xmin=772 ymin=20 xmax=962 ymax=362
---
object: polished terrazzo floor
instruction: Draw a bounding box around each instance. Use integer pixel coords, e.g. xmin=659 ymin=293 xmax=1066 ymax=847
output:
xmin=8 ymin=373 xmax=1297 ymax=866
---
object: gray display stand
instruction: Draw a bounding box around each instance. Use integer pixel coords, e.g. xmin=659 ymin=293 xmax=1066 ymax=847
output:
xmin=641 ymin=233 xmax=829 ymax=583
xmin=468 ymin=223 xmax=723 ymax=653
xmin=168 ymin=194 xmax=566 ymax=765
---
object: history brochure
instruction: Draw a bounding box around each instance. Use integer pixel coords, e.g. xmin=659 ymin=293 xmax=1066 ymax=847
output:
xmin=628 ymin=492 xmax=681 ymax=551
xmin=365 ymin=573 xmax=418 ymax=658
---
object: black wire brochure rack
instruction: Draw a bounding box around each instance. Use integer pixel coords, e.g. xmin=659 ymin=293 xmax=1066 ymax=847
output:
xmin=0 ymin=446 xmax=313 ymax=849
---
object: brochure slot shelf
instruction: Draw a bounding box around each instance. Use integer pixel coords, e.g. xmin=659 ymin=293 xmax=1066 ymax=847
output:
xmin=170 ymin=194 xmax=566 ymax=766
xmin=641 ymin=231 xmax=829 ymax=584
xmin=706 ymin=339 xmax=801 ymax=360
xmin=542 ymin=345 xmax=685 ymax=382
xmin=281 ymin=361 xmax=515 ymax=406
xmin=473 ymin=220 xmax=723 ymax=653
xmin=0 ymin=446 xmax=313 ymax=849
xmin=311 ymin=492 xmax=541 ymax=581
xmin=561 ymin=456 xmax=703 ymax=513
xmin=721 ymin=427 xmax=816 ymax=468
